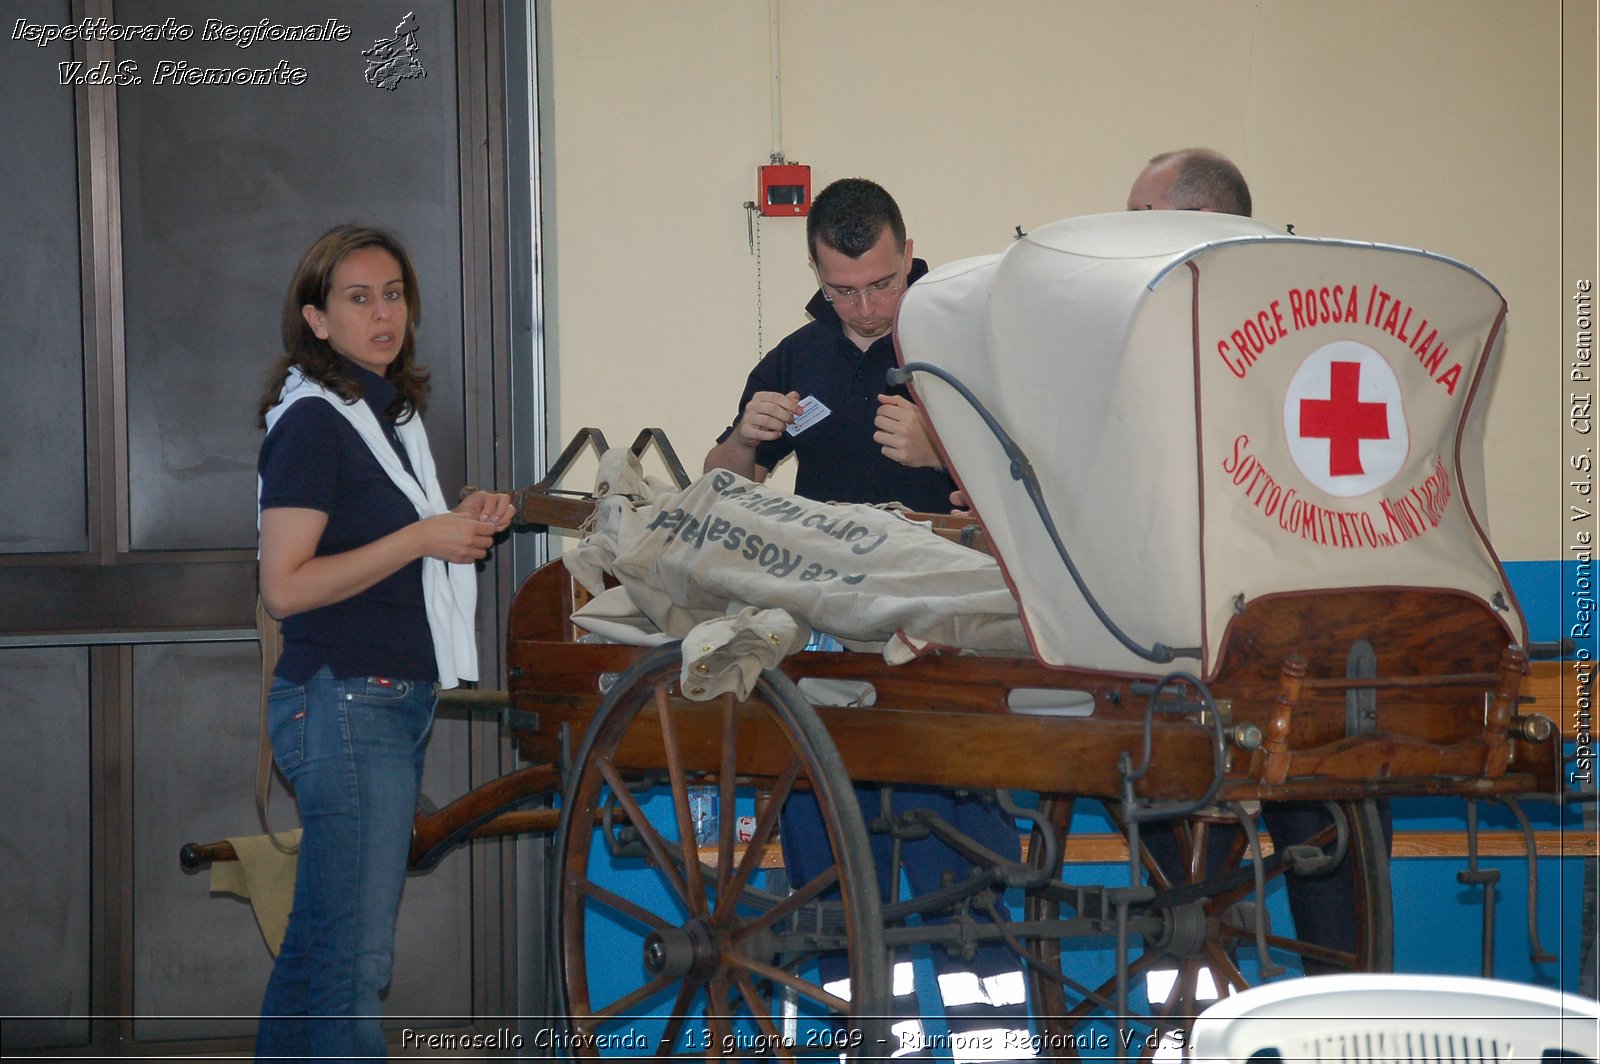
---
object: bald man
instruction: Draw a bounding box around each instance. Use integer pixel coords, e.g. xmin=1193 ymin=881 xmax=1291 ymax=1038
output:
xmin=1125 ymin=147 xmax=1396 ymax=978
xmin=1126 ymin=147 xmax=1253 ymax=215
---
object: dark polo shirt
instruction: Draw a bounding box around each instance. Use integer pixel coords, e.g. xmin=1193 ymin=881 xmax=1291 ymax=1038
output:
xmin=716 ymin=260 xmax=957 ymax=513
xmin=258 ymin=361 xmax=437 ymax=684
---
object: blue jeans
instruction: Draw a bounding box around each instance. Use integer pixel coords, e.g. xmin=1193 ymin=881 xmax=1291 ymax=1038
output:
xmin=255 ymin=668 xmax=437 ymax=1062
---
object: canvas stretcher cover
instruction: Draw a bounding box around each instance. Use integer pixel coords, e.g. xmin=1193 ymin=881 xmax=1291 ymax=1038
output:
xmin=563 ymin=459 xmax=1029 ymax=665
xmin=894 ymin=211 xmax=1524 ymax=677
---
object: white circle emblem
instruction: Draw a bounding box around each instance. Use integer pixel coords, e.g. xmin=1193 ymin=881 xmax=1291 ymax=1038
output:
xmin=1283 ymin=341 xmax=1409 ymax=498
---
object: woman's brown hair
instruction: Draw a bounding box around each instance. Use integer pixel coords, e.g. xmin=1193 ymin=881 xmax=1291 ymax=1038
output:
xmin=257 ymin=224 xmax=430 ymax=425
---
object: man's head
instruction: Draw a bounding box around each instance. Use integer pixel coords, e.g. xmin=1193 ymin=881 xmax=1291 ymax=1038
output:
xmin=807 ymin=177 xmax=907 ymax=259
xmin=1126 ymin=149 xmax=1252 ymax=217
xmin=807 ymin=178 xmax=913 ymax=345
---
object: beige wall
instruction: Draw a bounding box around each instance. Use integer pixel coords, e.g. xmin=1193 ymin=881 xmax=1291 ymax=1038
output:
xmin=538 ymin=0 xmax=1588 ymax=561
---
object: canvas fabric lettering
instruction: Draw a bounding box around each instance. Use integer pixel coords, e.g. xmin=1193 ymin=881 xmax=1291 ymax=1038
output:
xmin=896 ymin=211 xmax=1523 ymax=676
xmin=564 ymin=453 xmax=1027 ymax=699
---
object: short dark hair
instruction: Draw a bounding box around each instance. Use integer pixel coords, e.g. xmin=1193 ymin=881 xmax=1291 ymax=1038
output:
xmin=1149 ymin=149 xmax=1253 ymax=217
xmin=806 ymin=178 xmax=906 ymax=259
xmin=257 ymin=224 xmax=430 ymax=425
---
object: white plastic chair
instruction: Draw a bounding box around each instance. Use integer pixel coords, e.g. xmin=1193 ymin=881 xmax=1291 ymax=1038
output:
xmin=1188 ymin=973 xmax=1600 ymax=1063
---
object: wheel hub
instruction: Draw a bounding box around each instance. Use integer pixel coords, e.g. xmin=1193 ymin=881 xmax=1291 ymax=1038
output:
xmin=642 ymin=918 xmax=719 ymax=982
xmin=1149 ymin=899 xmax=1210 ymax=959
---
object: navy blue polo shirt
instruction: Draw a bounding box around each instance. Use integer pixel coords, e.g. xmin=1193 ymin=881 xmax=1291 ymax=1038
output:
xmin=716 ymin=260 xmax=958 ymax=513
xmin=258 ymin=362 xmax=438 ymax=684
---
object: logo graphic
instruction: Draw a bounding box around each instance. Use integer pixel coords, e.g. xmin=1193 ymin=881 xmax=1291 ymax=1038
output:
xmin=1283 ymin=341 xmax=1408 ymax=497
xmin=363 ymin=12 xmax=425 ymax=91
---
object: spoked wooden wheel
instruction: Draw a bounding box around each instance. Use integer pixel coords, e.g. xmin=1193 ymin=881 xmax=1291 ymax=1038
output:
xmin=554 ymin=643 xmax=890 ymax=1059
xmin=1023 ymin=796 xmax=1392 ymax=1060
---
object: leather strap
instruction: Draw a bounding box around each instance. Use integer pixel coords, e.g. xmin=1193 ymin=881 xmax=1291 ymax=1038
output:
xmin=255 ymin=597 xmax=299 ymax=855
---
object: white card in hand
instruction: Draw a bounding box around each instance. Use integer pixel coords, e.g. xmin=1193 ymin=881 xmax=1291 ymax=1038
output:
xmin=785 ymin=395 xmax=832 ymax=436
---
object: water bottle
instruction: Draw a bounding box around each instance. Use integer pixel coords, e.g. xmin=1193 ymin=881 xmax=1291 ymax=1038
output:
xmin=688 ymin=784 xmax=719 ymax=845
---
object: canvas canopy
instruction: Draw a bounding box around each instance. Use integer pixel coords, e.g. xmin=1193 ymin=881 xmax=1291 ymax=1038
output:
xmin=895 ymin=211 xmax=1523 ymax=678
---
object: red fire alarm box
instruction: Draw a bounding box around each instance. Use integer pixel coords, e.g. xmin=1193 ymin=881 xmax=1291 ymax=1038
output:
xmin=758 ymin=164 xmax=811 ymax=216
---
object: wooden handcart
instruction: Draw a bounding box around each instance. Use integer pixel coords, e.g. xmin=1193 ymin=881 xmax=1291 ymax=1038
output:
xmin=186 ymin=214 xmax=1586 ymax=1059
xmin=488 ymin=435 xmax=1564 ymax=1060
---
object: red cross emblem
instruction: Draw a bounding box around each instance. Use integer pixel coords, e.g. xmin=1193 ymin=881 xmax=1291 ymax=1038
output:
xmin=1298 ymin=360 xmax=1389 ymax=476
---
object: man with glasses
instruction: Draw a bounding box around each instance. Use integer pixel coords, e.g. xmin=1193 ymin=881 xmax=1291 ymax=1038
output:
xmin=704 ymin=177 xmax=955 ymax=513
xmin=706 ymin=178 xmax=1031 ymax=1061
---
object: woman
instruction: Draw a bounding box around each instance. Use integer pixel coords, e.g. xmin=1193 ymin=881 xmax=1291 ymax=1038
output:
xmin=254 ymin=224 xmax=513 ymax=1060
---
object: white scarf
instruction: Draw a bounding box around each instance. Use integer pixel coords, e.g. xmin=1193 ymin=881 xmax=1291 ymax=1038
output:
xmin=260 ymin=367 xmax=479 ymax=688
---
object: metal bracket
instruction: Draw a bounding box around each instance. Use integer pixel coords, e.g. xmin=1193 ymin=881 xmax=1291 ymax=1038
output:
xmin=1456 ymin=798 xmax=1501 ymax=977
xmin=468 ymin=426 xmax=696 ymax=540
xmin=626 ymin=428 xmax=692 ymax=489
xmin=1199 ymin=697 xmax=1234 ymax=731
xmin=500 ymin=707 xmax=541 ymax=734
xmin=1346 ymin=638 xmax=1378 ymax=737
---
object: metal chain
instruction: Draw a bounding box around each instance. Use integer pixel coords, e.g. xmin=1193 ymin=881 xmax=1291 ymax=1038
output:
xmin=753 ymin=208 xmax=764 ymax=359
